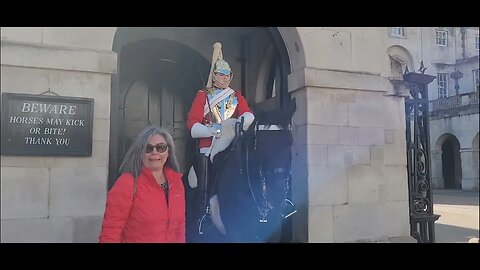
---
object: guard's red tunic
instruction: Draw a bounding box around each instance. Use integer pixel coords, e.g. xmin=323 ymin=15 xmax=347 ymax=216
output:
xmin=186 ymin=89 xmax=252 ymax=149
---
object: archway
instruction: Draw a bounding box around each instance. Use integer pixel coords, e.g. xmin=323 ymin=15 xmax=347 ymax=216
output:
xmin=473 ymin=132 xmax=479 ymax=150
xmin=435 ymin=133 xmax=462 ymax=189
xmin=109 ymin=27 xmax=298 ymax=184
xmin=108 ymin=27 xmax=304 ymax=242
xmin=387 ymin=45 xmax=414 ymax=79
xmin=109 ymin=38 xmax=210 ymax=188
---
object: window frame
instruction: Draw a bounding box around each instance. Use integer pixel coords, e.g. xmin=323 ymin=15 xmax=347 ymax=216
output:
xmin=436 ymin=30 xmax=448 ymax=46
xmin=390 ymin=27 xmax=406 ymax=38
xmin=437 ymin=73 xmax=448 ymax=98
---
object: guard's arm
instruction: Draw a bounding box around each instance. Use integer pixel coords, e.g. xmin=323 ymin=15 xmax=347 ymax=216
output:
xmin=235 ymin=91 xmax=255 ymax=130
xmin=186 ymin=90 xmax=207 ymax=131
xmin=238 ymin=112 xmax=254 ymax=131
xmin=191 ymin=123 xmax=218 ymax=138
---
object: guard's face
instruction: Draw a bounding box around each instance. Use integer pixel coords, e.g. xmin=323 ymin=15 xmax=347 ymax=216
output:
xmin=213 ymin=72 xmax=231 ymax=88
xmin=142 ymin=134 xmax=169 ymax=171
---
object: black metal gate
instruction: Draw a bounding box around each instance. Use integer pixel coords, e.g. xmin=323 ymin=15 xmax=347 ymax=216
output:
xmin=403 ymin=65 xmax=440 ymax=243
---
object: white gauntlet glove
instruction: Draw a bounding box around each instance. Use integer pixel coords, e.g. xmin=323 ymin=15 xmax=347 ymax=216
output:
xmin=211 ymin=123 xmax=222 ymax=139
xmin=237 ymin=112 xmax=255 ymax=131
xmin=191 ymin=123 xmax=221 ymax=139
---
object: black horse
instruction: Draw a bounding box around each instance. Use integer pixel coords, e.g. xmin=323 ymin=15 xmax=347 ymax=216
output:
xmin=184 ymin=99 xmax=296 ymax=243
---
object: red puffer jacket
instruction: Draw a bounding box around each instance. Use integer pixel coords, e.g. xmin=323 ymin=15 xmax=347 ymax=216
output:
xmin=99 ymin=166 xmax=185 ymax=243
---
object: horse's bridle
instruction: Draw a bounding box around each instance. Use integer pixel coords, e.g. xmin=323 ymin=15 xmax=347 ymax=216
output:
xmin=244 ymin=122 xmax=294 ymax=223
xmin=255 ymin=165 xmax=292 ymax=222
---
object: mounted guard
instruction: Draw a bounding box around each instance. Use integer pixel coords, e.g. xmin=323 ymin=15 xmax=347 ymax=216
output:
xmin=186 ymin=42 xmax=254 ymax=239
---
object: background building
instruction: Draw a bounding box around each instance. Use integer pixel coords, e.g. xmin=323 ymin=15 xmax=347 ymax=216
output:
xmin=385 ymin=27 xmax=479 ymax=191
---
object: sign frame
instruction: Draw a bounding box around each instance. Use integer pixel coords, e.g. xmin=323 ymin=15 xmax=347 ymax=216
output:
xmin=1 ymin=92 xmax=94 ymax=157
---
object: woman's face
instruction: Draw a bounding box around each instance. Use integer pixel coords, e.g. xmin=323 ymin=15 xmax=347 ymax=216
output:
xmin=142 ymin=134 xmax=169 ymax=171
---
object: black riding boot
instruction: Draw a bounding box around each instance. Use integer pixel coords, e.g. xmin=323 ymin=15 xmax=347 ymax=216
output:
xmin=192 ymin=154 xmax=217 ymax=242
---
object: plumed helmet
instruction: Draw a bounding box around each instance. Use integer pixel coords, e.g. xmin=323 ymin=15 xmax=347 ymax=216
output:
xmin=214 ymin=59 xmax=232 ymax=75
xmin=207 ymin=42 xmax=234 ymax=88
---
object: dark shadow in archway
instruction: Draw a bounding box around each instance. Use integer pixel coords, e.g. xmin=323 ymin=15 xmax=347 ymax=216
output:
xmin=440 ymin=136 xmax=462 ymax=189
xmin=109 ymin=38 xmax=210 ymax=189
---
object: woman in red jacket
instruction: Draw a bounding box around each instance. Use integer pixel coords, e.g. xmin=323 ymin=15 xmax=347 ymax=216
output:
xmin=99 ymin=126 xmax=185 ymax=243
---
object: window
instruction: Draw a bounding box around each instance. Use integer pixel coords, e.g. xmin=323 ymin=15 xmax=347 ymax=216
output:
xmin=474 ymin=69 xmax=479 ymax=91
xmin=437 ymin=73 xmax=448 ymax=98
xmin=390 ymin=27 xmax=405 ymax=38
xmin=436 ymin=30 xmax=448 ymax=46
xmin=476 ymin=35 xmax=479 ymax=50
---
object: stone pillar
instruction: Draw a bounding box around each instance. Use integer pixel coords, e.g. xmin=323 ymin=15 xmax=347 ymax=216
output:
xmin=290 ymin=87 xmax=309 ymax=243
xmin=460 ymin=149 xmax=479 ymax=191
xmin=1 ymin=27 xmax=116 ymax=242
xmin=473 ymin=149 xmax=480 ymax=191
xmin=288 ymin=67 xmax=411 ymax=242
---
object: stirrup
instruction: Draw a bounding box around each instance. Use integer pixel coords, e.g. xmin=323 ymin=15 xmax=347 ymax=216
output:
xmin=282 ymin=198 xmax=297 ymax=219
xmin=259 ymin=216 xmax=268 ymax=223
xmin=198 ymin=205 xmax=211 ymax=235
xmin=198 ymin=214 xmax=209 ymax=235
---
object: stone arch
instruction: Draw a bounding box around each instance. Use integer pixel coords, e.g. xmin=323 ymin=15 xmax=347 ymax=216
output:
xmin=472 ymin=132 xmax=479 ymax=150
xmin=255 ymin=44 xmax=276 ymax=107
xmin=109 ymin=35 xmax=210 ymax=188
xmin=108 ymin=27 xmax=307 ymax=242
xmin=435 ymin=132 xmax=460 ymax=151
xmin=276 ymin=27 xmax=306 ymax=74
xmin=108 ymin=27 xmax=307 ymax=174
xmin=434 ymin=133 xmax=462 ymax=189
xmin=387 ymin=45 xmax=414 ymax=79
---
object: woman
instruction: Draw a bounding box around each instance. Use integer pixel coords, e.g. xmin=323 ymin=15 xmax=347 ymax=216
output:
xmin=99 ymin=126 xmax=185 ymax=243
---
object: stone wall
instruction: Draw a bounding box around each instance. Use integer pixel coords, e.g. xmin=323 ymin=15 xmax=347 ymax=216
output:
xmin=1 ymin=27 xmax=116 ymax=242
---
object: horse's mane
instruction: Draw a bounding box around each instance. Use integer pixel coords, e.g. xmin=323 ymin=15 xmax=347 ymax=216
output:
xmin=252 ymin=98 xmax=296 ymax=130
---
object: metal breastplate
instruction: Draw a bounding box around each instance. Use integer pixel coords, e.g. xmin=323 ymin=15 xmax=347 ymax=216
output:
xmin=208 ymin=90 xmax=238 ymax=124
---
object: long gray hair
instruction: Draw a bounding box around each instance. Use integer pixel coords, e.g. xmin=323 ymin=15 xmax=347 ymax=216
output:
xmin=119 ymin=125 xmax=180 ymax=180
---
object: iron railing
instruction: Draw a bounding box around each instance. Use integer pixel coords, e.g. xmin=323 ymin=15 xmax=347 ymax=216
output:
xmin=430 ymin=90 xmax=479 ymax=112
xmin=403 ymin=66 xmax=441 ymax=243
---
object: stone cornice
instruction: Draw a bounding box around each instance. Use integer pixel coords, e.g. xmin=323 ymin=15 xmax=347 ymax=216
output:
xmin=1 ymin=40 xmax=117 ymax=75
xmin=288 ymin=67 xmax=393 ymax=93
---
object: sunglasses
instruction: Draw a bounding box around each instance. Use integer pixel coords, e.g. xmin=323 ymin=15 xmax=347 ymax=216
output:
xmin=145 ymin=143 xmax=168 ymax=153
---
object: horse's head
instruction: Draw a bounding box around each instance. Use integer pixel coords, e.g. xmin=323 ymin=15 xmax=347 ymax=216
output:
xmin=250 ymin=98 xmax=296 ymax=192
xmin=205 ymin=99 xmax=297 ymax=242
xmin=245 ymin=99 xmax=297 ymax=231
